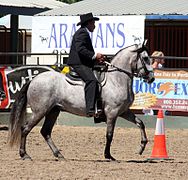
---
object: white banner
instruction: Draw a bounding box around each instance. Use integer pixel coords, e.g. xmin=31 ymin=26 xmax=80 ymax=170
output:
xmin=32 ymin=15 xmax=145 ymax=54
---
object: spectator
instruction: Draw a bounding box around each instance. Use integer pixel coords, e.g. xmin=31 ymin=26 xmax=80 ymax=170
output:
xmin=142 ymin=51 xmax=165 ymax=115
xmin=151 ymin=51 xmax=165 ymax=69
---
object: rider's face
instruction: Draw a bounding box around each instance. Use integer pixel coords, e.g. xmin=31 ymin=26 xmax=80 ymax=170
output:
xmin=87 ymin=20 xmax=95 ymax=32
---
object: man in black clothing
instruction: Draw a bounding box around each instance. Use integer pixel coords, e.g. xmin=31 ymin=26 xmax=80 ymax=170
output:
xmin=67 ymin=12 xmax=105 ymax=117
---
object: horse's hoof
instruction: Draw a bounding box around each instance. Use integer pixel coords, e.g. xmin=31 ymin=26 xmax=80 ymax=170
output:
xmin=55 ymin=157 xmax=66 ymax=161
xmin=58 ymin=155 xmax=66 ymax=161
xmin=138 ymin=149 xmax=144 ymax=155
xmin=105 ymin=154 xmax=116 ymax=161
xmin=54 ymin=151 xmax=65 ymax=160
xmin=138 ymin=144 xmax=146 ymax=155
xmin=21 ymin=154 xmax=32 ymax=161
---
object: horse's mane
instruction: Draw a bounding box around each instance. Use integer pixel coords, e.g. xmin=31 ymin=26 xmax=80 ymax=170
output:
xmin=110 ymin=44 xmax=142 ymax=62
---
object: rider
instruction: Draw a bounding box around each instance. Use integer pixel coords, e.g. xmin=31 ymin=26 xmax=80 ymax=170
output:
xmin=67 ymin=12 xmax=105 ymax=117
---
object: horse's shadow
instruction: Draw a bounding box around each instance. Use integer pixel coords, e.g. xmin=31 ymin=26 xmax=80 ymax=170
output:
xmin=61 ymin=158 xmax=178 ymax=164
xmin=0 ymin=126 xmax=8 ymax=131
xmin=66 ymin=158 xmax=121 ymax=163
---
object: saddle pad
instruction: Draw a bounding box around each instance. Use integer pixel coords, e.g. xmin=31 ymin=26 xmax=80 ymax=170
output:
xmin=65 ymin=73 xmax=84 ymax=86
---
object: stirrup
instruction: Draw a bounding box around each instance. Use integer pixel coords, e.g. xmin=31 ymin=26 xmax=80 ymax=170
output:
xmin=95 ymin=101 xmax=103 ymax=118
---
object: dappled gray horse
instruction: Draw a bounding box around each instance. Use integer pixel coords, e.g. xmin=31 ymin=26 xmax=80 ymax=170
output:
xmin=9 ymin=43 xmax=154 ymax=161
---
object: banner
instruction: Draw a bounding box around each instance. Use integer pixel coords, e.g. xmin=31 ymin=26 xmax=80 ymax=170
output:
xmin=131 ymin=69 xmax=188 ymax=111
xmin=1 ymin=68 xmax=187 ymax=112
xmin=0 ymin=66 xmax=56 ymax=109
xmin=32 ymin=15 xmax=145 ymax=54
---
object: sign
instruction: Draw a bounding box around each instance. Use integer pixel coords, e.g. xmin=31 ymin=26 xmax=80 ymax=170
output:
xmin=32 ymin=15 xmax=145 ymax=54
xmin=131 ymin=69 xmax=188 ymax=111
xmin=0 ymin=66 xmax=56 ymax=109
xmin=1 ymin=67 xmax=187 ymax=112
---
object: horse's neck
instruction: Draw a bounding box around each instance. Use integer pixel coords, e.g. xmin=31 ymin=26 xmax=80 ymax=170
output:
xmin=107 ymin=56 xmax=133 ymax=85
xmin=105 ymin=69 xmax=134 ymax=100
xmin=106 ymin=48 xmax=135 ymax=88
xmin=111 ymin=50 xmax=132 ymax=73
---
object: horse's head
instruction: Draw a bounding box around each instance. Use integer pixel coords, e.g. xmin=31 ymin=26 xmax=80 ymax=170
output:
xmin=132 ymin=43 xmax=155 ymax=84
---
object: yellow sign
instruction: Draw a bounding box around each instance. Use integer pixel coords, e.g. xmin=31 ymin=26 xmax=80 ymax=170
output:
xmin=131 ymin=93 xmax=157 ymax=109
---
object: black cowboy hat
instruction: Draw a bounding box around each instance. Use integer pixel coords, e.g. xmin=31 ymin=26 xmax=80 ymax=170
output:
xmin=77 ymin=12 xmax=99 ymax=26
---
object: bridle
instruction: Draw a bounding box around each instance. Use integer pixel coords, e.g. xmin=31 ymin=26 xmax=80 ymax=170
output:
xmin=105 ymin=46 xmax=152 ymax=80
xmin=133 ymin=47 xmax=152 ymax=79
xmin=105 ymin=61 xmax=133 ymax=78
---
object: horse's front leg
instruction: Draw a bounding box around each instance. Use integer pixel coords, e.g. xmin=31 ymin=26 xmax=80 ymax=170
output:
xmin=104 ymin=116 xmax=117 ymax=161
xmin=120 ymin=110 xmax=148 ymax=155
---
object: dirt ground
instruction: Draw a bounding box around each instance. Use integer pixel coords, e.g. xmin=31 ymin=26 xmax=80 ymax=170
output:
xmin=0 ymin=125 xmax=188 ymax=180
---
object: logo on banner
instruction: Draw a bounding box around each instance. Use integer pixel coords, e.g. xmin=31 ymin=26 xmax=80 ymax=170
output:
xmin=158 ymin=82 xmax=174 ymax=96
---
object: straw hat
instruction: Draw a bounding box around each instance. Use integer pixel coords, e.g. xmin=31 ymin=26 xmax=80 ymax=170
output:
xmin=151 ymin=51 xmax=164 ymax=57
xmin=151 ymin=51 xmax=164 ymax=63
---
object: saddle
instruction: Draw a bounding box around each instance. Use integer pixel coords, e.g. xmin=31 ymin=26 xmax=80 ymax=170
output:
xmin=65 ymin=64 xmax=107 ymax=92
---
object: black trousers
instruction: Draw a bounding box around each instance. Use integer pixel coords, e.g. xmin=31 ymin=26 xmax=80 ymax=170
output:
xmin=71 ymin=65 xmax=99 ymax=113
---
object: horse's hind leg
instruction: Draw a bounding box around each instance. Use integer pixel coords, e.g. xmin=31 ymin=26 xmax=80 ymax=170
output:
xmin=20 ymin=112 xmax=45 ymax=160
xmin=120 ymin=110 xmax=148 ymax=155
xmin=40 ymin=106 xmax=64 ymax=159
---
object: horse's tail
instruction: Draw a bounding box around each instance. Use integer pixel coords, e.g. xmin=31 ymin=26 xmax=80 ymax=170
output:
xmin=8 ymin=81 xmax=31 ymax=147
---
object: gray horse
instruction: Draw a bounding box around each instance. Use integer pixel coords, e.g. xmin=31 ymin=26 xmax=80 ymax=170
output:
xmin=8 ymin=43 xmax=154 ymax=161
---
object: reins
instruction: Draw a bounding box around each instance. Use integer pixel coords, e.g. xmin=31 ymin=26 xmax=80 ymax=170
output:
xmin=104 ymin=61 xmax=135 ymax=79
xmin=104 ymin=60 xmax=146 ymax=95
xmin=104 ymin=44 xmax=150 ymax=80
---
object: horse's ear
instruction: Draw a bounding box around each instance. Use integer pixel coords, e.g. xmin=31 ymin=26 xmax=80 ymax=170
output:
xmin=140 ymin=39 xmax=149 ymax=54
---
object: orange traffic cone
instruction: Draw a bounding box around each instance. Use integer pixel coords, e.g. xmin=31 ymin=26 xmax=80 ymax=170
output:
xmin=149 ymin=110 xmax=169 ymax=160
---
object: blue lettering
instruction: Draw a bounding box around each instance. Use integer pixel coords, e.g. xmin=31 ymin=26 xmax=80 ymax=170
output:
xmin=133 ymin=79 xmax=188 ymax=98
xmin=174 ymin=83 xmax=181 ymax=95
xmin=106 ymin=23 xmax=115 ymax=48
xmin=133 ymin=79 xmax=140 ymax=93
xmin=48 ymin=24 xmax=57 ymax=48
xmin=95 ymin=23 xmax=104 ymax=48
xmin=148 ymin=82 xmax=157 ymax=94
xmin=59 ymin=24 xmax=68 ymax=48
xmin=182 ymin=83 xmax=188 ymax=95
xmin=140 ymin=82 xmax=148 ymax=93
xmin=133 ymin=79 xmax=158 ymax=94
xmin=116 ymin=23 xmax=125 ymax=48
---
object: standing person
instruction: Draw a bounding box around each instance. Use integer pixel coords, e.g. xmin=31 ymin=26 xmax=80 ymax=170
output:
xmin=67 ymin=12 xmax=105 ymax=117
xmin=152 ymin=51 xmax=168 ymax=115
xmin=143 ymin=51 xmax=165 ymax=115
xmin=151 ymin=51 xmax=165 ymax=69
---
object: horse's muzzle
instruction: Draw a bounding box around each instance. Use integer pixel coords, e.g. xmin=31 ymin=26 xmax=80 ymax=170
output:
xmin=143 ymin=72 xmax=155 ymax=84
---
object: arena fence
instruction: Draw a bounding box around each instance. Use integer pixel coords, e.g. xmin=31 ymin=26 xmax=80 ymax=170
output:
xmin=0 ymin=51 xmax=187 ymax=68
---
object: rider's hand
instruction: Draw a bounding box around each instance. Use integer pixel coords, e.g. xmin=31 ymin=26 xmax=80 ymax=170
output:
xmin=96 ymin=53 xmax=105 ymax=63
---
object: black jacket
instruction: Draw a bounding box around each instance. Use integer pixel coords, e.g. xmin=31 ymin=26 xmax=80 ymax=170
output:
xmin=67 ymin=27 xmax=95 ymax=68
